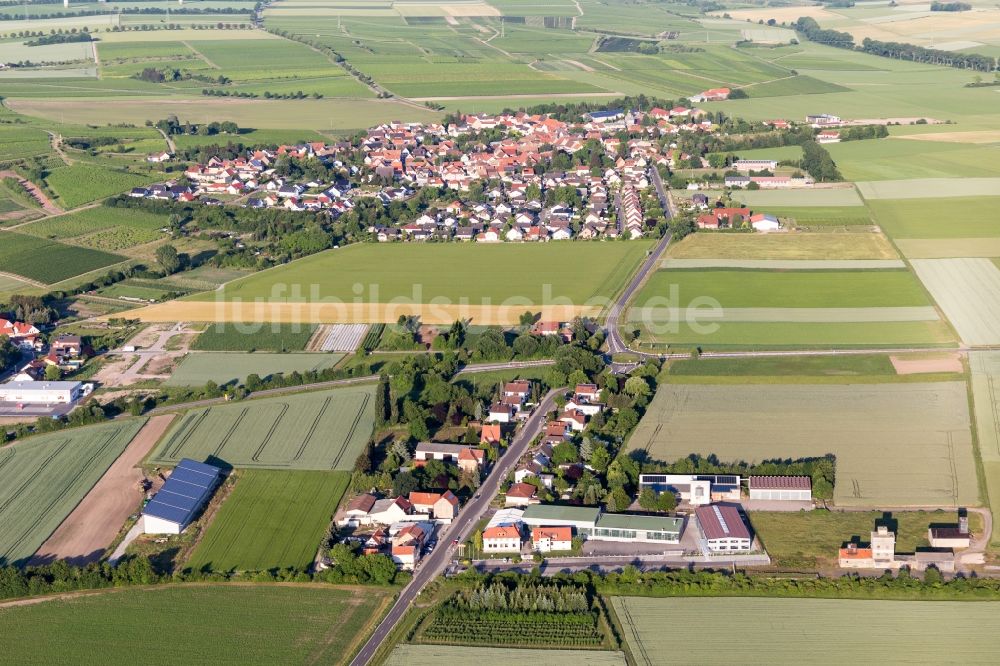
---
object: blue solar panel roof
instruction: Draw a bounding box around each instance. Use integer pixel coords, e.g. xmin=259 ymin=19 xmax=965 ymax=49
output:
xmin=143 ymin=458 xmax=222 ymax=528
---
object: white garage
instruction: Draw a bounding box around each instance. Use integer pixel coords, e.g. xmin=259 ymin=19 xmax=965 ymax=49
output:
xmin=748 ymin=476 xmax=812 ymax=502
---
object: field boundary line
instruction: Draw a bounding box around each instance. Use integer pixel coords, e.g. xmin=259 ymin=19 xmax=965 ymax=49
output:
xmin=251 ymin=403 xmax=290 ymax=462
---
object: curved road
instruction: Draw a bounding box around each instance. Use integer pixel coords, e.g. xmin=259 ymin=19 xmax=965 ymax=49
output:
xmin=349 ymin=388 xmax=564 ymax=666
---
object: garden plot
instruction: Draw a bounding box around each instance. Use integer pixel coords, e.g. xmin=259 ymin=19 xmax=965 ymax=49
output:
xmin=164 ymin=352 xmax=343 ymax=387
xmin=911 ymin=258 xmax=1000 ymax=346
xmin=0 ymin=419 xmax=146 ymax=565
xmin=309 ymin=323 xmax=369 ymax=352
xmin=613 ymin=597 xmax=1000 ymax=665
xmin=150 ymin=385 xmax=375 ymax=470
xmin=626 ymin=382 xmax=976 ymax=507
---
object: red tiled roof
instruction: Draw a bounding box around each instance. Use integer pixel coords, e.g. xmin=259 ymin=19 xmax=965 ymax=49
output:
xmin=532 ymin=526 xmax=572 ymax=542
xmin=506 ymin=483 xmax=537 ymax=499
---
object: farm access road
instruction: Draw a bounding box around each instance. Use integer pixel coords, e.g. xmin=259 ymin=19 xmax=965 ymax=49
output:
xmin=143 ymin=359 xmax=556 ymax=416
xmin=349 ymin=388 xmax=564 ymax=666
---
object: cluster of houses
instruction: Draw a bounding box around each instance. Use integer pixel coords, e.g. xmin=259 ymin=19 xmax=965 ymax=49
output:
xmin=486 ymin=379 xmax=533 ymax=424
xmin=0 ymin=318 xmax=94 ymax=407
xmin=339 ymin=490 xmax=461 ymax=570
xmin=694 ymin=206 xmax=781 ymax=232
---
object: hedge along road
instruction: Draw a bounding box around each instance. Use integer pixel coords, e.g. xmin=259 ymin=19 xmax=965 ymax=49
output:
xmin=349 ymin=388 xmax=565 ymax=666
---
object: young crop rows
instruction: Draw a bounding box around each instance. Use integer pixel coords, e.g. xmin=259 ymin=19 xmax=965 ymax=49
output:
xmin=151 ymin=386 xmax=375 ymax=470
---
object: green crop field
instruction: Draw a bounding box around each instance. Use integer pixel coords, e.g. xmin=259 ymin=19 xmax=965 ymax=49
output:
xmin=869 ymin=197 xmax=1000 ymax=240
xmin=165 ymin=352 xmax=343 ymax=387
xmin=150 ymin=385 xmax=375 ymax=470
xmin=0 ymin=419 xmax=146 ymax=565
xmin=0 ymin=231 xmax=125 ymax=284
xmin=192 ymin=323 xmax=318 ymax=351
xmin=634 ymin=268 xmax=930 ymax=309
xmin=612 ymin=597 xmax=1000 ymax=664
xmin=627 ymin=382 xmax=976 ymax=506
xmin=45 ymin=165 xmax=158 ymax=209
xmin=667 ymin=354 xmax=899 ymax=379
xmin=186 ymin=470 xmax=349 ymax=572
xmin=665 ymin=233 xmax=897 ymax=260
xmin=826 ymin=139 xmax=1000 ymax=182
xmin=857 ymin=178 xmax=1000 ymax=201
xmin=201 ymin=242 xmax=652 ymax=305
xmin=0 ymin=584 xmax=390 ymax=665
xmin=765 ymin=206 xmax=873 ymax=227
xmin=387 ymin=645 xmax=627 ymax=666
xmin=751 ymin=509 xmax=983 ymax=569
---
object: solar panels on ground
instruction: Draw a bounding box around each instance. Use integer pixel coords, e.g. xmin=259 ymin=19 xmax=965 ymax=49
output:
xmin=143 ymin=458 xmax=222 ymax=529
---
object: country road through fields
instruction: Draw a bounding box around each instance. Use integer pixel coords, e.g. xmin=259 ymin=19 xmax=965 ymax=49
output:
xmin=348 ymin=388 xmax=563 ymax=666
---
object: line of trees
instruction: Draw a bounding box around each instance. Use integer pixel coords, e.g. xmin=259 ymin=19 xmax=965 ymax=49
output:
xmin=795 ymin=16 xmax=997 ymax=72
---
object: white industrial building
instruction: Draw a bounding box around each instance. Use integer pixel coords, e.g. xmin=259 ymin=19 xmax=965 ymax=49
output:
xmin=748 ymin=476 xmax=812 ymax=502
xmin=695 ymin=504 xmax=753 ymax=552
xmin=638 ymin=474 xmax=741 ymax=506
xmin=143 ymin=459 xmax=222 ymax=534
xmin=0 ymin=380 xmax=91 ymax=405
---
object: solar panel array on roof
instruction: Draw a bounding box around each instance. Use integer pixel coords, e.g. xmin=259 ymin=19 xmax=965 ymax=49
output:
xmin=143 ymin=458 xmax=221 ymax=529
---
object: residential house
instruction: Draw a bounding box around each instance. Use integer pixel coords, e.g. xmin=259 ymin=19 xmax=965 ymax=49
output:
xmin=408 ymin=490 xmax=460 ymax=520
xmin=391 ymin=524 xmax=427 ymax=570
xmin=367 ymin=496 xmax=413 ymax=525
xmin=480 ymin=424 xmax=502 ymax=445
xmin=532 ymin=526 xmax=573 ymax=553
xmin=341 ymin=493 xmax=377 ymax=526
xmin=458 ymin=447 xmax=486 ymax=475
xmin=489 ymin=403 xmax=515 ymax=424
xmin=505 ymin=482 xmax=539 ymax=508
xmin=559 ymin=409 xmax=588 ymax=432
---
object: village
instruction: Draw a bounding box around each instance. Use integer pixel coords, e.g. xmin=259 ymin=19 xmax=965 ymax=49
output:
xmin=130 ymin=97 xmax=832 ymax=242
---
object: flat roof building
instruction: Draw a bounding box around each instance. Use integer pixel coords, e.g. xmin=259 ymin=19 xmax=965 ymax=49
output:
xmin=0 ymin=380 xmax=90 ymax=405
xmin=522 ymin=504 xmax=684 ymax=545
xmin=143 ymin=459 xmax=222 ymax=534
xmin=639 ymin=474 xmax=741 ymax=505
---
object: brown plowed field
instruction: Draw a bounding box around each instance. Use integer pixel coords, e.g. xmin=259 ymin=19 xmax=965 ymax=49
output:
xmin=31 ymin=415 xmax=175 ymax=565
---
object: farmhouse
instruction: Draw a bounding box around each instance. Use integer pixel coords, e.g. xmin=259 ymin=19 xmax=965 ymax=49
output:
xmin=483 ymin=524 xmax=523 ymax=553
xmin=414 ymin=442 xmax=477 ymax=464
xmin=691 ymin=88 xmax=731 ymax=102
xmin=142 ymin=459 xmax=222 ymax=535
xmin=408 ymin=490 xmax=460 ymax=520
xmin=695 ymin=504 xmax=753 ymax=552
xmin=0 ymin=380 xmax=91 ymax=405
xmin=639 ymin=474 xmax=741 ymax=505
xmin=748 ymin=476 xmax=812 ymax=502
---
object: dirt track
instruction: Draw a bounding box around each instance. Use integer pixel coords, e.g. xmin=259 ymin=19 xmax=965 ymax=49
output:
xmin=99 ymin=301 xmax=601 ymax=326
xmin=30 ymin=415 xmax=175 ymax=565
xmin=0 ymin=170 xmax=62 ymax=215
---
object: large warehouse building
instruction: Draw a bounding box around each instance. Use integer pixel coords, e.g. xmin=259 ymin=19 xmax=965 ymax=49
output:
xmin=521 ymin=505 xmax=683 ymax=545
xmin=143 ymin=459 xmax=223 ymax=535
xmin=0 ymin=380 xmax=90 ymax=405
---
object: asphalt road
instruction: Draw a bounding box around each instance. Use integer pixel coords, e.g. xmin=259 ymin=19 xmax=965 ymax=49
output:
xmin=606 ymin=232 xmax=672 ymax=354
xmin=348 ymin=388 xmax=563 ymax=666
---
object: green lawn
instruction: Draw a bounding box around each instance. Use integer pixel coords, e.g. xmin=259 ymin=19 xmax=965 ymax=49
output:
xmin=186 ymin=470 xmax=349 ymax=572
xmin=635 ymin=269 xmax=930 ymax=308
xmin=0 ymin=584 xmax=390 ymax=665
xmin=201 ymin=242 xmax=653 ymax=305
xmin=165 ymin=352 xmax=343 ymax=387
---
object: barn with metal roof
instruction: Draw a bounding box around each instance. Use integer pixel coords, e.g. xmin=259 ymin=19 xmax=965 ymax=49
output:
xmin=142 ymin=459 xmax=222 ymax=534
